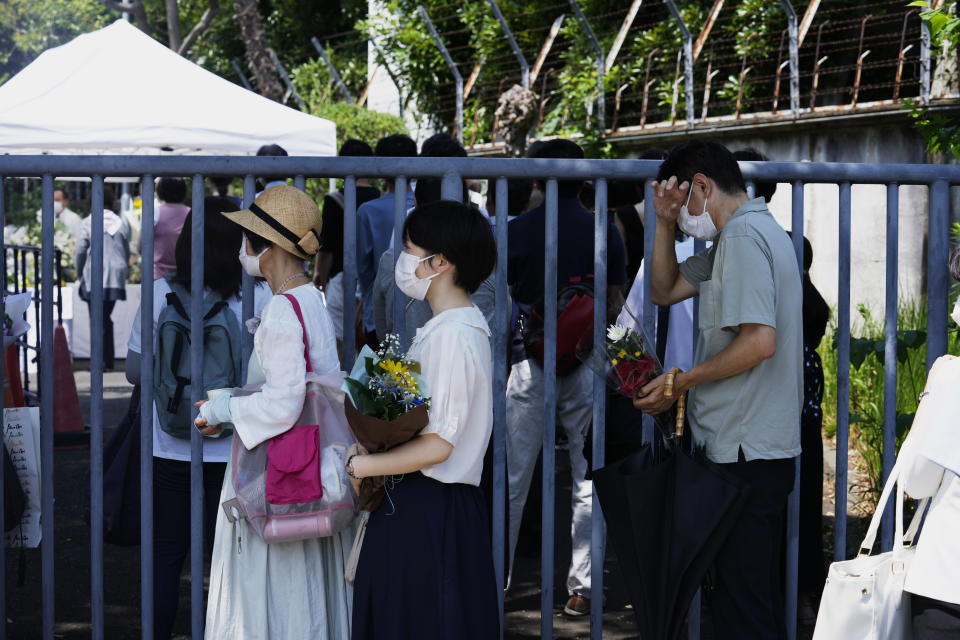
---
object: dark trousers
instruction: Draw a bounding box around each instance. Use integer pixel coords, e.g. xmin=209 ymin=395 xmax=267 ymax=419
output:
xmin=87 ymin=300 xmax=116 ymax=368
xmin=912 ymin=595 xmax=960 ymax=639
xmin=799 ymin=414 xmax=826 ymax=593
xmin=711 ymin=453 xmax=795 ymax=640
xmin=152 ymin=457 xmax=226 ymax=640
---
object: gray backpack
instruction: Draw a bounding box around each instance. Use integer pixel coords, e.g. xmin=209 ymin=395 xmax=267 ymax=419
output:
xmin=153 ymin=276 xmax=242 ymax=439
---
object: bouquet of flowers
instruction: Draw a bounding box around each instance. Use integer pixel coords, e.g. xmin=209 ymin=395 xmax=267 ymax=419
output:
xmin=577 ymin=319 xmax=662 ymax=398
xmin=342 ymin=334 xmax=431 ymax=511
xmin=343 ymin=334 xmax=430 ymax=421
xmin=603 ymin=324 xmax=660 ymax=397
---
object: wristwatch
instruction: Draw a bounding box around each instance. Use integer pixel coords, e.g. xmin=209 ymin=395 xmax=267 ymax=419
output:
xmin=345 ymin=454 xmax=360 ymax=480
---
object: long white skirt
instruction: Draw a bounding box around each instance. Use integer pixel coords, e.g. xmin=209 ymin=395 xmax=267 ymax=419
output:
xmin=205 ymin=455 xmax=354 ymax=639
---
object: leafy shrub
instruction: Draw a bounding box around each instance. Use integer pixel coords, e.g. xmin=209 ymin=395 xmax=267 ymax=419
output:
xmin=820 ymin=301 xmax=960 ymax=504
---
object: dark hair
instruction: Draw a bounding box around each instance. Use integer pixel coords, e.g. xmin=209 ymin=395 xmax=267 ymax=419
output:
xmin=732 ymin=148 xmax=777 ymax=203
xmin=402 ymin=200 xmax=496 ymax=293
xmin=657 ymin=141 xmax=747 ymax=196
xmin=639 ymin=148 xmax=668 ymax=161
xmin=487 ymin=178 xmax=533 ymax=217
xmin=210 ymin=176 xmax=233 ymax=196
xmin=256 ymin=144 xmax=288 ymax=157
xmin=532 ymin=138 xmax=585 ymax=199
xmin=339 ymin=139 xmax=374 ymax=157
xmin=102 ymin=185 xmax=115 ymax=211
xmin=172 ymin=196 xmax=244 ymax=299
xmin=949 ymin=246 xmax=960 ymax=282
xmin=245 ymin=229 xmax=272 ymax=255
xmin=157 ymin=177 xmax=187 ymax=204
xmin=414 ymin=178 xmax=469 ymax=207
xmin=420 ymin=133 xmax=466 ymax=158
xmin=375 ymin=134 xmax=418 ymax=158
xmin=525 ymin=140 xmax=547 ymax=158
xmin=54 ymin=186 xmax=72 ymax=201
xmin=785 ymin=231 xmax=814 ymax=272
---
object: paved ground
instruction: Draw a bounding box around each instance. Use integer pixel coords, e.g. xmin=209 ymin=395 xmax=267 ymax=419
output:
xmin=4 ymin=362 xmax=821 ymax=638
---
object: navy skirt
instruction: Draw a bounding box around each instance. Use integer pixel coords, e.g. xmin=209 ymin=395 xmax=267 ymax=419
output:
xmin=352 ymin=472 xmax=499 ymax=640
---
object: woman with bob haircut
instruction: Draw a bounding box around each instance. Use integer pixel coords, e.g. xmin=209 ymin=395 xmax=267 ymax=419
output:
xmin=346 ymin=199 xmax=500 ymax=639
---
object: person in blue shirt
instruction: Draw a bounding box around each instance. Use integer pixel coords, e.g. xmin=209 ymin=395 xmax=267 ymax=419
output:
xmin=505 ymin=139 xmax=628 ymax=617
xmin=356 ymin=134 xmax=418 ymax=348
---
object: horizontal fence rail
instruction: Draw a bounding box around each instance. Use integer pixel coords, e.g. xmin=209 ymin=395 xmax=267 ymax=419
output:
xmin=0 ymin=155 xmax=955 ymax=640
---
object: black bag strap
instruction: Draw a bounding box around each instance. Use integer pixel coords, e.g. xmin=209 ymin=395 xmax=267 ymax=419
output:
xmin=165 ymin=291 xmax=189 ymax=321
xmin=166 ymin=331 xmax=190 ymax=414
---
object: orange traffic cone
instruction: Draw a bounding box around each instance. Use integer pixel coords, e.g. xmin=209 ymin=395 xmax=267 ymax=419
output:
xmin=4 ymin=344 xmax=24 ymax=408
xmin=53 ymin=325 xmax=84 ymax=434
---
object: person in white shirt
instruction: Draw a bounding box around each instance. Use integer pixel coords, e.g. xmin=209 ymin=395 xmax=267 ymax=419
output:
xmin=125 ymin=196 xmax=269 ymax=640
xmin=899 ymin=246 xmax=960 ymax=638
xmin=344 ymin=200 xmax=500 ymax=639
xmin=194 ymin=185 xmax=352 ymax=639
xmin=53 ymin=188 xmax=84 ymax=242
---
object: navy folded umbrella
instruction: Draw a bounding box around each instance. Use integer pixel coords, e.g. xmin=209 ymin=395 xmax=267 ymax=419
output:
xmin=594 ymin=436 xmax=750 ymax=640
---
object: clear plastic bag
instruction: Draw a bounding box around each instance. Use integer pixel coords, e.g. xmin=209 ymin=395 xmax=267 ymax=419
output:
xmin=228 ymin=371 xmax=358 ymax=543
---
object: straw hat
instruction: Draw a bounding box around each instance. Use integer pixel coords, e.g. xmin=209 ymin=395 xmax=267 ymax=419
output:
xmin=222 ymin=185 xmax=322 ymax=260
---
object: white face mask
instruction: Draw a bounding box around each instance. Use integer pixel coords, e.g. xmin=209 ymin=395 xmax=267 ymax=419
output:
xmin=238 ymin=236 xmax=268 ymax=278
xmin=952 ymin=298 xmax=960 ymax=328
xmin=394 ymin=251 xmax=439 ymax=300
xmin=678 ymin=186 xmax=719 ymax=241
xmin=53 ymin=200 xmax=64 ymax=216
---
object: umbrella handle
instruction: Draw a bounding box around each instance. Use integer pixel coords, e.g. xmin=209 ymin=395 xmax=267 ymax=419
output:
xmin=663 ymin=367 xmax=686 ymax=438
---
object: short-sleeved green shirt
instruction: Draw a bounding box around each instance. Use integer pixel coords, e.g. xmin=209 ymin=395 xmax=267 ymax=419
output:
xmin=678 ymin=198 xmax=803 ymax=463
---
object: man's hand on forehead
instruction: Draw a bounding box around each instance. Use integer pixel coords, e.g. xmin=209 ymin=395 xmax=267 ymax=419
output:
xmin=650 ymin=175 xmax=690 ymax=223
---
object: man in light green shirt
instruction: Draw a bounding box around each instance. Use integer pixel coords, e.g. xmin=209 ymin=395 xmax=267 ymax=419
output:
xmin=634 ymin=140 xmax=802 ymax=640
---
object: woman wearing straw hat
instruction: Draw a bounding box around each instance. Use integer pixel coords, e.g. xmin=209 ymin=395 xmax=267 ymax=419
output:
xmin=195 ymin=185 xmax=353 ymax=639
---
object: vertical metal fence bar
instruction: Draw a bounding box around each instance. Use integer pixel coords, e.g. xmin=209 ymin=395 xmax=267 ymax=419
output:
xmin=0 ymin=176 xmax=6 ymax=640
xmin=22 ymin=250 xmax=28 ymax=393
xmin=746 ymin=180 xmax=756 ymax=199
xmin=392 ymin=176 xmax=408 ymax=346
xmin=40 ymin=174 xmax=56 ymax=640
xmin=927 ymin=180 xmax=950 ymax=367
xmin=294 ymin=175 xmax=306 ymax=192
xmin=493 ymin=177 xmax=509 ymax=637
xmin=642 ymin=181 xmax=656 ymax=445
xmin=342 ymin=177 xmax=358 ymax=369
xmin=90 ymin=175 xmax=106 ymax=640
xmin=881 ymin=183 xmax=899 ymax=550
xmin=541 ymin=178 xmax=559 ymax=639
xmin=835 ymin=182 xmax=852 ymax=561
xmin=786 ymin=180 xmax=804 ymax=640
xmin=241 ymin=176 xmax=256 ymax=379
xmin=590 ymin=179 xmax=608 ymax=639
xmin=56 ymin=250 xmax=63 ymax=325
xmin=189 ymin=177 xmax=205 ymax=639
xmin=140 ymin=176 xmax=156 ymax=640
xmin=688 ymin=224 xmax=704 ymax=640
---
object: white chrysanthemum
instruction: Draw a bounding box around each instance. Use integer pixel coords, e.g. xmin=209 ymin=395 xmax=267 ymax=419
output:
xmin=607 ymin=324 xmax=629 ymax=343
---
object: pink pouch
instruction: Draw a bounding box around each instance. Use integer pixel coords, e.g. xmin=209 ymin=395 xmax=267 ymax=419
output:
xmin=266 ymin=424 xmax=323 ymax=504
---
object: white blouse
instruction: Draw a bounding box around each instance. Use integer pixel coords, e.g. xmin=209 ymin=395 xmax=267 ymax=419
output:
xmin=409 ymin=305 xmax=493 ymax=486
xmin=229 ymin=284 xmax=340 ymax=450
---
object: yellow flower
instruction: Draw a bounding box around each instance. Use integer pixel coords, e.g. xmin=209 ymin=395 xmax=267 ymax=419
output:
xmin=617 ymin=349 xmax=627 ymax=359
xmin=611 ymin=358 xmax=618 ymax=365
xmin=634 ymin=351 xmax=641 ymax=357
xmin=380 ymin=359 xmax=408 ymax=378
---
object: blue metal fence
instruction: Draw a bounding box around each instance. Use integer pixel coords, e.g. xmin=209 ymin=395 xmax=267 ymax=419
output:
xmin=0 ymin=155 xmax=957 ymax=640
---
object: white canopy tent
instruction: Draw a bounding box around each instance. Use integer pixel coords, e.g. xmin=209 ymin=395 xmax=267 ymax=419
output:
xmin=0 ymin=20 xmax=336 ymax=156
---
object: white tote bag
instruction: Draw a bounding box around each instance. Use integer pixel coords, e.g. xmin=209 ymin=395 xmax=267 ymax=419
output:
xmin=812 ymin=457 xmax=927 ymax=640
